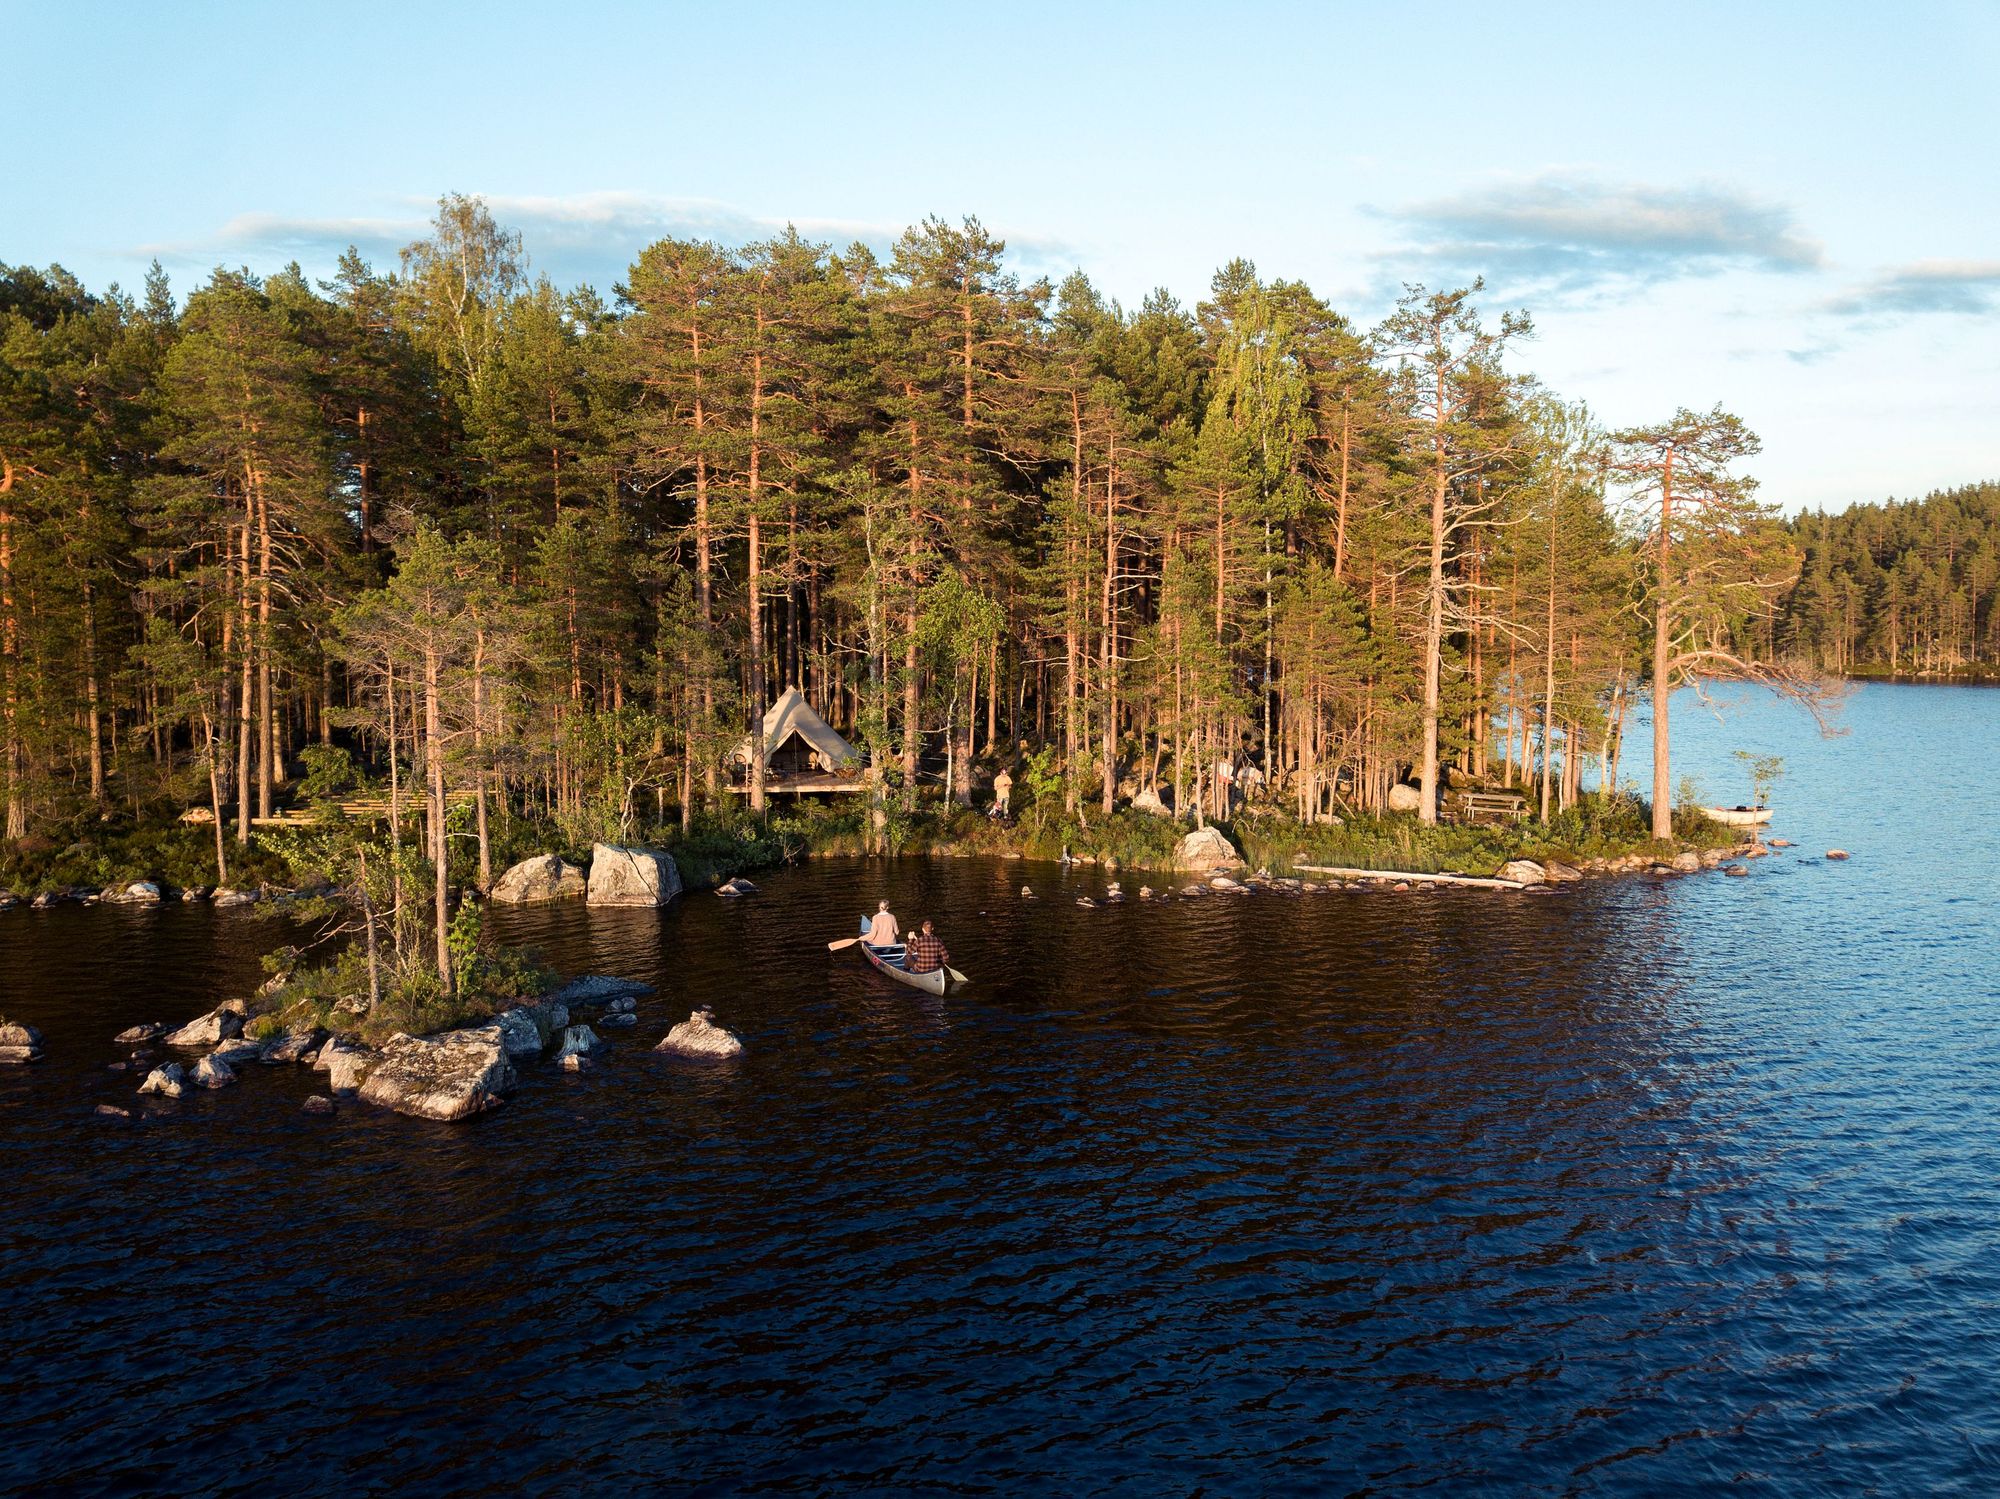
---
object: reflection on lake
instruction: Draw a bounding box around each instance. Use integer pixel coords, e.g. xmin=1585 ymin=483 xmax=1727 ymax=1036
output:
xmin=2 ymin=684 xmax=1996 ymax=1493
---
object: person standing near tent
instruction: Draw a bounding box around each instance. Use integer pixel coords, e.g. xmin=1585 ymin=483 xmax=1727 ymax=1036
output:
xmin=866 ymin=900 xmax=900 ymax=947
xmin=991 ymin=767 xmax=1013 ymax=818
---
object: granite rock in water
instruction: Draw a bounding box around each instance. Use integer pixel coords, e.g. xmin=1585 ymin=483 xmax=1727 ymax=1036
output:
xmin=314 ymin=1035 xmax=378 ymax=1094
xmin=1174 ymin=826 xmax=1245 ymax=875
xmin=191 ymin=1054 xmax=237 ymax=1089
xmin=559 ymin=1052 xmax=591 ymax=1072
xmin=115 ymin=1022 xmax=171 ymax=1043
xmin=260 ymin=1029 xmax=322 ymax=1065
xmin=138 ymin=1063 xmax=187 ymax=1098
xmin=490 ymin=854 xmax=589 ymax=905
xmin=599 ymin=1011 xmax=638 ymax=1029
xmin=209 ymin=1037 xmax=264 ymax=1067
xmin=493 ymin=1008 xmax=547 ymax=1060
xmin=715 ymin=877 xmax=757 ymax=897
xmin=165 ymin=1004 xmax=245 ymax=1049
xmin=546 ymin=975 xmax=650 ymax=1008
xmin=95 ymin=1104 xmax=132 ymax=1119
xmin=1826 ymin=849 xmax=1850 ymax=861
xmin=555 ymin=1025 xmax=600 ymax=1061
xmin=358 ymin=1026 xmax=515 ymax=1122
xmin=301 ymin=1095 xmax=336 ymax=1116
xmin=1671 ymin=851 xmax=1702 ymax=872
xmin=656 ymin=1010 xmax=743 ymax=1059
xmin=211 ymin=887 xmax=259 ymax=907
xmin=104 ymin=881 xmax=163 ymax=905
xmin=1498 ymin=860 xmax=1547 ymax=887
xmin=585 ymin=843 xmax=682 ymax=908
xmin=0 ymin=1020 xmax=45 ymax=1064
xmin=1543 ymin=860 xmax=1586 ymax=882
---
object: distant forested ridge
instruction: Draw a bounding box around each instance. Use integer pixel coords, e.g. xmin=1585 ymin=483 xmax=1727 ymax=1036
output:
xmin=1776 ymin=482 xmax=2000 ymax=675
xmin=0 ymin=194 xmax=1827 ymax=874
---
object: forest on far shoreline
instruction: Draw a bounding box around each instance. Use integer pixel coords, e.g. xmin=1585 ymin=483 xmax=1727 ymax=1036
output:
xmin=0 ymin=192 xmax=1933 ymax=925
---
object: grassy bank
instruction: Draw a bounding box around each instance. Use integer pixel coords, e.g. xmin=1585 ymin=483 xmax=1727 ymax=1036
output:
xmin=0 ymin=789 xmax=1737 ymax=904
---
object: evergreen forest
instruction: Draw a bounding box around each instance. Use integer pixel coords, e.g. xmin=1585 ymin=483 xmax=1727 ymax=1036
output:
xmin=0 ymin=194 xmax=1884 ymax=898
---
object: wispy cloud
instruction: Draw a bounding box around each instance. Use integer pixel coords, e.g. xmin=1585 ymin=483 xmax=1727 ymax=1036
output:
xmin=1371 ymin=172 xmax=1823 ymax=302
xmin=136 ymin=191 xmax=1080 ymax=291
xmin=1825 ymin=258 xmax=2000 ymax=319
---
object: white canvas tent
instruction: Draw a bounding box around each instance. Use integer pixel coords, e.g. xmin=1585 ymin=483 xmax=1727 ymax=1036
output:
xmin=733 ymin=686 xmax=858 ymax=776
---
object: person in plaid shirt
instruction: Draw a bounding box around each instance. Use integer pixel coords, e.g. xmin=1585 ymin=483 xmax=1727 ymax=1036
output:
xmin=903 ymin=919 xmax=949 ymax=974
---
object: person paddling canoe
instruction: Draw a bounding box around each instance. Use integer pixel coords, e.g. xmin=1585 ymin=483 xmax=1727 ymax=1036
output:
xmin=903 ymin=919 xmax=949 ymax=975
xmin=865 ymin=900 xmax=900 ymax=947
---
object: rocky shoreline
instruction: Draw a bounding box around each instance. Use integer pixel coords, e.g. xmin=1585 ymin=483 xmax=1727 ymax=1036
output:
xmin=105 ymin=973 xmax=743 ymax=1123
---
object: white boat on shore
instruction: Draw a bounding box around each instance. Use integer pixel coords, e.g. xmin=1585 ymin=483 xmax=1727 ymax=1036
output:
xmin=1701 ymin=805 xmax=1773 ymax=828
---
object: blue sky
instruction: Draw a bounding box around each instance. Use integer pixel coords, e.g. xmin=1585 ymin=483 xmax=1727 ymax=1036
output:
xmin=11 ymin=0 xmax=1998 ymax=511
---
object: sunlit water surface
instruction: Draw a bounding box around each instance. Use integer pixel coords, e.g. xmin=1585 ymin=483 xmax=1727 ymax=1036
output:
xmin=3 ymin=684 xmax=1996 ymax=1495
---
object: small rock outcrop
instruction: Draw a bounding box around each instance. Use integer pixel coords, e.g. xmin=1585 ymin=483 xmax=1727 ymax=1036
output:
xmin=211 ymin=887 xmax=259 ymax=907
xmin=490 ymin=854 xmax=589 ymax=905
xmin=95 ymin=1104 xmax=132 ymax=1119
xmin=104 ymin=881 xmax=163 ymax=905
xmin=1542 ymin=860 xmax=1585 ymax=882
xmin=716 ymin=877 xmax=757 ymax=897
xmin=138 ymin=1063 xmax=187 ymax=1098
xmin=493 ymin=1008 xmax=547 ymax=1060
xmin=209 ymin=1037 xmax=264 ymax=1067
xmin=191 ymin=1055 xmax=237 ymax=1089
xmin=1671 ymin=851 xmax=1702 ymax=872
xmin=585 ymin=844 xmax=682 ymax=908
xmin=657 ymin=1010 xmax=743 ymax=1058
xmin=1174 ymin=826 xmax=1245 ymax=875
xmin=358 ymin=1026 xmax=515 ymax=1122
xmin=1387 ymin=783 xmax=1424 ymax=814
xmin=115 ymin=1022 xmax=171 ymax=1043
xmin=164 ymin=1003 xmax=246 ymax=1049
xmin=314 ymin=1035 xmax=378 ymax=1094
xmin=0 ymin=1020 xmax=45 ymax=1064
xmin=555 ymin=1024 xmax=600 ymax=1061
xmin=260 ymin=1029 xmax=321 ymax=1065
xmin=1827 ymin=849 xmax=1850 ymax=861
xmin=302 ymin=1095 xmax=336 ymax=1116
xmin=1208 ymin=874 xmax=1249 ymax=893
xmin=546 ymin=975 xmax=650 ymax=1008
xmin=1498 ymin=860 xmax=1547 ymax=887
xmin=1724 ymin=864 xmax=1750 ymax=877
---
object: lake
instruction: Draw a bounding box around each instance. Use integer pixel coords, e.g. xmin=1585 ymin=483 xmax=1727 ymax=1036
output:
xmin=2 ymin=684 xmax=1996 ymax=1494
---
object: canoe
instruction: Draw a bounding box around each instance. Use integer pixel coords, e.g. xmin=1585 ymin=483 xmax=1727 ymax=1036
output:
xmin=855 ymin=917 xmax=959 ymax=995
xmin=1701 ymin=805 xmax=1773 ymax=827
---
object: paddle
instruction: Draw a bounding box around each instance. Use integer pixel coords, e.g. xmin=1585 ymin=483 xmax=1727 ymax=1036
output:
xmin=946 ymin=966 xmax=969 ymax=986
xmin=827 ymin=936 xmax=861 ymax=951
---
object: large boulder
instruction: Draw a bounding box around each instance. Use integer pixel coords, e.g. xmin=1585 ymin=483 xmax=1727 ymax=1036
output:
xmin=490 ymin=854 xmax=588 ymax=905
xmin=585 ymin=844 xmax=681 ymax=908
xmin=1131 ymin=784 xmax=1171 ymax=817
xmin=1498 ymin=860 xmax=1547 ymax=887
xmin=0 ymin=1020 xmax=45 ymax=1064
xmin=358 ymin=1026 xmax=515 ymax=1122
xmin=165 ymin=1003 xmax=245 ymax=1049
xmin=314 ymin=1035 xmax=378 ymax=1094
xmin=657 ymin=1010 xmax=743 ymax=1058
xmin=1387 ymin=783 xmax=1424 ymax=814
xmin=1173 ymin=826 xmax=1245 ymax=876
xmin=1542 ymin=860 xmax=1585 ymax=883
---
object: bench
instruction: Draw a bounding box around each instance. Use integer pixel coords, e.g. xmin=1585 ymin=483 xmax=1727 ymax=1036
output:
xmin=1451 ymin=789 xmax=1528 ymax=824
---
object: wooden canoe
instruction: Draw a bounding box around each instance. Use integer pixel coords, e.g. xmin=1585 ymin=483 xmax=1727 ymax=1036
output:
xmin=855 ymin=917 xmax=960 ymax=995
xmin=1701 ymin=805 xmax=1773 ymax=828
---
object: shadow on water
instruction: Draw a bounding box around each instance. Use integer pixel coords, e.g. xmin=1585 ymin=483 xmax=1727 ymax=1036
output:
xmin=3 ymin=685 xmax=1998 ymax=1493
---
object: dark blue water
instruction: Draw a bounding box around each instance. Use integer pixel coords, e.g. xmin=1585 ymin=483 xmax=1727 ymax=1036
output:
xmin=2 ymin=684 xmax=1995 ymax=1495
